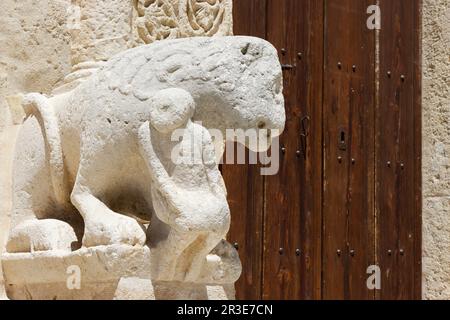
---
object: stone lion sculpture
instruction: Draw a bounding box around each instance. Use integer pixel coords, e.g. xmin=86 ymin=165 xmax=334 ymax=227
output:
xmin=5 ymin=36 xmax=285 ymax=283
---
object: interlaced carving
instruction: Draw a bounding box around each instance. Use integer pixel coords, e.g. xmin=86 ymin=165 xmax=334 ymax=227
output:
xmin=134 ymin=0 xmax=232 ymax=44
xmin=135 ymin=0 xmax=180 ymax=43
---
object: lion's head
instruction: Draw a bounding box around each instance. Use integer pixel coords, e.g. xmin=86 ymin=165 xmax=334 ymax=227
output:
xmin=103 ymin=36 xmax=285 ymax=152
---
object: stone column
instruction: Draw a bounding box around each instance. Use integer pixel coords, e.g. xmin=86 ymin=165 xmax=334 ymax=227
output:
xmin=54 ymin=0 xmax=136 ymax=93
xmin=69 ymin=0 xmax=135 ymax=66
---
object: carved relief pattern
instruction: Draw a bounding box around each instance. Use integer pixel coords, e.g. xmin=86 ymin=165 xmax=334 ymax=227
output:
xmin=134 ymin=0 xmax=232 ymax=44
xmin=180 ymin=0 xmax=232 ymax=37
xmin=135 ymin=0 xmax=180 ymax=44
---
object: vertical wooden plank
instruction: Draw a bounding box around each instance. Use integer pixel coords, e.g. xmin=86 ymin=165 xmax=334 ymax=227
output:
xmin=377 ymin=0 xmax=420 ymax=300
xmin=223 ymin=0 xmax=267 ymax=300
xmin=322 ymin=0 xmax=376 ymax=299
xmin=262 ymin=0 xmax=293 ymax=300
xmin=223 ymin=148 xmax=265 ymax=300
xmin=344 ymin=0 xmax=376 ymax=300
xmin=299 ymin=0 xmax=324 ymax=300
xmin=262 ymin=0 xmax=324 ymax=300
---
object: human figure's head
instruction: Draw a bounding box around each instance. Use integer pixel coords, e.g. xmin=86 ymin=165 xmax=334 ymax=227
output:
xmin=149 ymin=88 xmax=195 ymax=134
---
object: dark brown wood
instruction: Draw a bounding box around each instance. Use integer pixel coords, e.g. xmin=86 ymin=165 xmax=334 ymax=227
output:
xmin=232 ymin=0 xmax=267 ymax=39
xmin=377 ymin=0 xmax=422 ymax=300
xmin=300 ymin=0 xmax=324 ymax=300
xmin=223 ymin=146 xmax=265 ymax=300
xmin=322 ymin=0 xmax=376 ymax=300
xmin=262 ymin=0 xmax=294 ymax=300
xmin=262 ymin=0 xmax=323 ymax=300
xmin=228 ymin=0 xmax=422 ymax=300
xmin=223 ymin=0 xmax=267 ymax=300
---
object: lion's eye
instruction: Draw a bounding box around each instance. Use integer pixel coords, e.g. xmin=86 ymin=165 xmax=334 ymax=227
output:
xmin=241 ymin=43 xmax=250 ymax=55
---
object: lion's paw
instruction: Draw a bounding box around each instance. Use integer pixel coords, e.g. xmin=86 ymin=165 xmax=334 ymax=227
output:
xmin=6 ymin=219 xmax=77 ymax=253
xmin=82 ymin=211 xmax=146 ymax=248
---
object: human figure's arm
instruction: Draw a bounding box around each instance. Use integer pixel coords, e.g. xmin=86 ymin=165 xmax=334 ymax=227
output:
xmin=138 ymin=122 xmax=180 ymax=210
xmin=201 ymin=127 xmax=228 ymax=198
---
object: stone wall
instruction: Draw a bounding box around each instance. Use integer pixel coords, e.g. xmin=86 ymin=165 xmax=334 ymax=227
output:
xmin=0 ymin=0 xmax=72 ymax=120
xmin=422 ymin=0 xmax=450 ymax=300
xmin=0 ymin=0 xmax=72 ymax=299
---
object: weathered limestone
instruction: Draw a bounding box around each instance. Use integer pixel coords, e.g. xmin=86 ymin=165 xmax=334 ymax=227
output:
xmin=6 ymin=219 xmax=77 ymax=253
xmin=0 ymin=0 xmax=242 ymax=300
xmin=69 ymin=0 xmax=134 ymax=66
xmin=113 ymin=278 xmax=235 ymax=300
xmin=0 ymin=124 xmax=21 ymax=300
xmin=2 ymin=244 xmax=238 ymax=300
xmin=69 ymin=0 xmax=232 ymax=64
xmin=138 ymin=88 xmax=232 ymax=282
xmin=3 ymin=243 xmax=239 ymax=300
xmin=0 ymin=0 xmax=72 ymax=122
xmin=2 ymin=36 xmax=284 ymax=299
xmin=0 ymin=0 xmax=73 ymax=298
xmin=8 ymin=36 xmax=284 ymax=245
xmin=56 ymin=0 xmax=233 ymax=95
xmin=134 ymin=0 xmax=233 ymax=44
xmin=3 ymin=245 xmax=152 ymax=300
xmin=422 ymin=0 xmax=450 ymax=300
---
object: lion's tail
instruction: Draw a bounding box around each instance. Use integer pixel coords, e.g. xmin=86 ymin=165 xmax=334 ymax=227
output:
xmin=22 ymin=93 xmax=69 ymax=205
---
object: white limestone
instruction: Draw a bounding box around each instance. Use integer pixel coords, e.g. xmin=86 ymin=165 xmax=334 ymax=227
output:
xmin=134 ymin=0 xmax=233 ymax=44
xmin=6 ymin=219 xmax=77 ymax=253
xmin=2 ymin=245 xmax=152 ymax=300
xmin=114 ymin=278 xmax=236 ymax=300
xmin=2 ymin=36 xmax=284 ymax=299
xmin=0 ymin=1 xmax=240 ymax=300
xmin=2 ymin=243 xmax=239 ymax=299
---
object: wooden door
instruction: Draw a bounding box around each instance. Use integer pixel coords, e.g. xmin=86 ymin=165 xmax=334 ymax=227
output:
xmin=224 ymin=0 xmax=421 ymax=300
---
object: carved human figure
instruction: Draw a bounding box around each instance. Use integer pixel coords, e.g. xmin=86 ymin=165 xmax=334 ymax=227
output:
xmin=138 ymin=88 xmax=229 ymax=281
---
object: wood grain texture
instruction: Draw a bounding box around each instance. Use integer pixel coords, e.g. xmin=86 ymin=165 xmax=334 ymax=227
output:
xmin=322 ymin=0 xmax=376 ymax=300
xmin=377 ymin=0 xmax=421 ymax=300
xmin=228 ymin=0 xmax=421 ymax=300
xmin=262 ymin=0 xmax=323 ymax=300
